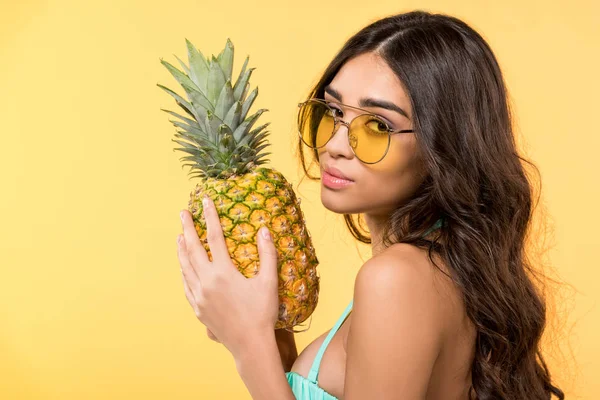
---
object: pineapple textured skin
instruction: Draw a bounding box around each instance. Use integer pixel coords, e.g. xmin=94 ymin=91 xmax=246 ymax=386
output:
xmin=188 ymin=167 xmax=320 ymax=330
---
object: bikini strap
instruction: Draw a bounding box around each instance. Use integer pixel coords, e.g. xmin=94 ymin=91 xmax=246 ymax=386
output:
xmin=423 ymin=217 xmax=444 ymax=237
xmin=307 ymin=299 xmax=354 ymax=383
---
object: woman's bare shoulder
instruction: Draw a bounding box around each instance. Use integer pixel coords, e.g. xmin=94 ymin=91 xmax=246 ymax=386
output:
xmin=354 ymin=242 xmax=465 ymax=338
xmin=345 ymin=243 xmax=456 ymax=397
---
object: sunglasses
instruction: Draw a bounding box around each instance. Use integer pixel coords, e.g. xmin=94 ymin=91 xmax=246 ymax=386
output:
xmin=297 ymin=98 xmax=414 ymax=164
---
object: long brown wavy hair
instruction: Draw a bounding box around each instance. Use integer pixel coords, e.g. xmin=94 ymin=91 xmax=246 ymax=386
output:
xmin=296 ymin=10 xmax=565 ymax=399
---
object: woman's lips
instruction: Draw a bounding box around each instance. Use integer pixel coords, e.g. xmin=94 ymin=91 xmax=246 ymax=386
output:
xmin=322 ymin=170 xmax=354 ymax=189
xmin=324 ymin=166 xmax=353 ymax=181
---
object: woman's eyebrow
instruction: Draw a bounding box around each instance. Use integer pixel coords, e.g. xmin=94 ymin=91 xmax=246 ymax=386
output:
xmin=324 ymin=85 xmax=411 ymax=120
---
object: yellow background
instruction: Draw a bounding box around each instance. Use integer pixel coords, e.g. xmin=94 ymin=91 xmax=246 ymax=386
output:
xmin=1 ymin=0 xmax=597 ymax=398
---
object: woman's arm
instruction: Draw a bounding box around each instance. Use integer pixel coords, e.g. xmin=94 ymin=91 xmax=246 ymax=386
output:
xmin=207 ymin=326 xmax=298 ymax=371
xmin=275 ymin=328 xmax=298 ymax=372
xmin=235 ymin=329 xmax=296 ymax=400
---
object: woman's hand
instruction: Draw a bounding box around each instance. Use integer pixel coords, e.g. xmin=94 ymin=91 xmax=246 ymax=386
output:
xmin=178 ymin=261 xmax=220 ymax=343
xmin=206 ymin=327 xmax=219 ymax=342
xmin=176 ymin=195 xmax=280 ymax=359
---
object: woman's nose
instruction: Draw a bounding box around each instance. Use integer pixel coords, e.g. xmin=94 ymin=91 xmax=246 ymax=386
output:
xmin=324 ymin=120 xmax=354 ymax=159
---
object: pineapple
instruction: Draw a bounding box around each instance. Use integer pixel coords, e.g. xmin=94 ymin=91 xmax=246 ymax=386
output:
xmin=158 ymin=38 xmax=319 ymax=331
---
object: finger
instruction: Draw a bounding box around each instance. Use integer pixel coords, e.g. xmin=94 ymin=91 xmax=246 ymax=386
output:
xmin=207 ymin=327 xmax=220 ymax=343
xmin=256 ymin=226 xmax=279 ymax=287
xmin=181 ymin=267 xmax=200 ymax=315
xmin=180 ymin=210 xmax=210 ymax=278
xmin=202 ymin=195 xmax=231 ymax=268
xmin=177 ymin=234 xmax=202 ymax=299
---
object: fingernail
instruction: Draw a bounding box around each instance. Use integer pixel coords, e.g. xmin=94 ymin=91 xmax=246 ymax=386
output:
xmin=261 ymin=227 xmax=271 ymax=241
xmin=180 ymin=211 xmax=184 ymax=222
xmin=202 ymin=194 xmax=209 ymax=207
xmin=177 ymin=235 xmax=182 ymax=245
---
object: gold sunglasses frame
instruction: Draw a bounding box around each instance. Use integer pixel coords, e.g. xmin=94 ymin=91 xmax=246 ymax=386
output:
xmin=297 ymin=98 xmax=415 ymax=164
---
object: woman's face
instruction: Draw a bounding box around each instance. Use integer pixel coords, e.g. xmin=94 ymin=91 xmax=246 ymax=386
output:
xmin=318 ymin=52 xmax=426 ymax=218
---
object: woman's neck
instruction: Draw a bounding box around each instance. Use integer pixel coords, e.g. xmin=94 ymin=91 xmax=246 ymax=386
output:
xmin=364 ymin=212 xmax=389 ymax=257
xmin=365 ymin=212 xmax=445 ymax=257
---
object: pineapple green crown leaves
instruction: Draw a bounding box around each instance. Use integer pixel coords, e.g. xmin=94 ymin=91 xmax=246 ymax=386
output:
xmin=158 ymin=38 xmax=271 ymax=179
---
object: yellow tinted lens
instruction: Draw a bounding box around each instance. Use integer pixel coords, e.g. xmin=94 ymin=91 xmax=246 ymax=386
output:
xmin=350 ymin=114 xmax=390 ymax=163
xmin=298 ymin=101 xmax=334 ymax=148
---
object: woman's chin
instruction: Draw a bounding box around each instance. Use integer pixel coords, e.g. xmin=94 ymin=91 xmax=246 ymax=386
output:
xmin=320 ymin=189 xmax=358 ymax=214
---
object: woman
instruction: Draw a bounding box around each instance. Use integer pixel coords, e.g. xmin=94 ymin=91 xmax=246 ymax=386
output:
xmin=176 ymin=10 xmax=565 ymax=399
